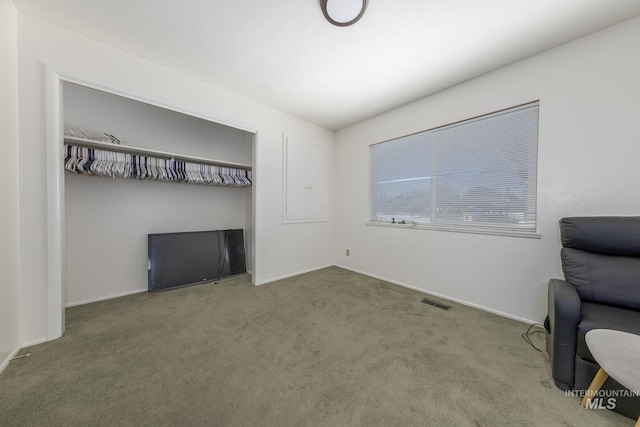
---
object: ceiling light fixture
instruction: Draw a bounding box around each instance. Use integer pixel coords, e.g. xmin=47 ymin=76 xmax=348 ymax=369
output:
xmin=321 ymin=0 xmax=368 ymax=27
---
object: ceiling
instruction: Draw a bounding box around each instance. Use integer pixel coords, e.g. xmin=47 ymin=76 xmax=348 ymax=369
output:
xmin=12 ymin=0 xmax=640 ymax=130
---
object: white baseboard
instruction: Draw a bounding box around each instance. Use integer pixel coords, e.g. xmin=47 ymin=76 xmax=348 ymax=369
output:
xmin=0 ymin=345 xmax=21 ymax=375
xmin=66 ymin=288 xmax=147 ymax=308
xmin=20 ymin=337 xmax=48 ymax=348
xmin=255 ymin=264 xmax=334 ymax=286
xmin=335 ymin=264 xmax=539 ymax=325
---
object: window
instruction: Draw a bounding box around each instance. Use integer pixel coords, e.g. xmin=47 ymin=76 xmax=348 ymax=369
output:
xmin=370 ymin=101 xmax=539 ymax=236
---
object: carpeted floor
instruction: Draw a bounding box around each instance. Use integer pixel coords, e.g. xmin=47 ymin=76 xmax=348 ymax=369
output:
xmin=0 ymin=267 xmax=633 ymax=426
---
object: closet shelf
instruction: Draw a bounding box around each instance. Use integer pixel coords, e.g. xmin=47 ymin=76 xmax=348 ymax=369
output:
xmin=64 ymin=135 xmax=252 ymax=171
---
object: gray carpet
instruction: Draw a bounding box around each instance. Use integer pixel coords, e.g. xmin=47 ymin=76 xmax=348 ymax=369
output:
xmin=0 ymin=267 xmax=632 ymax=426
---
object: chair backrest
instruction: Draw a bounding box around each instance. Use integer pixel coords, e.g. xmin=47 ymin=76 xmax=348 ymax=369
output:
xmin=560 ymin=216 xmax=640 ymax=310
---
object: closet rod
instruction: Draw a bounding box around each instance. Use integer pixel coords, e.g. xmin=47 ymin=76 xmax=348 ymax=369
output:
xmin=63 ymin=136 xmax=252 ymax=171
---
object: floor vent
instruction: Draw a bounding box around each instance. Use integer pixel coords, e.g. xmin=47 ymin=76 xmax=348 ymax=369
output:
xmin=421 ymin=298 xmax=452 ymax=311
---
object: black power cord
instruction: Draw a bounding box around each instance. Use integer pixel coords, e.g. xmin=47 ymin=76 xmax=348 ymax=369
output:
xmin=522 ymin=323 xmax=547 ymax=352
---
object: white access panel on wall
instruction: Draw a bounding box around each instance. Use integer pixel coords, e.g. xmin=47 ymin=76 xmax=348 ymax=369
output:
xmin=284 ymin=135 xmax=328 ymax=223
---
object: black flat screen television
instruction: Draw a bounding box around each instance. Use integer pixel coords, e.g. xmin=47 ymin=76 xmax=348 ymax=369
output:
xmin=148 ymin=229 xmax=246 ymax=292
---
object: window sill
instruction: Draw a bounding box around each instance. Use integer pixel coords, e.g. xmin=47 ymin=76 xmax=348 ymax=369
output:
xmin=365 ymin=221 xmax=541 ymax=239
xmin=284 ymin=218 xmax=329 ymax=225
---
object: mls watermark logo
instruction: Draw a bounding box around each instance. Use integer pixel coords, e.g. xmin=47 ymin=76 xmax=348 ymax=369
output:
xmin=582 ymin=396 xmax=616 ymax=410
xmin=566 ymin=389 xmax=640 ymax=410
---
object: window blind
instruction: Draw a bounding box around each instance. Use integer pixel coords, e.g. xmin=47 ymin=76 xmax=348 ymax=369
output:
xmin=370 ymin=101 xmax=539 ymax=234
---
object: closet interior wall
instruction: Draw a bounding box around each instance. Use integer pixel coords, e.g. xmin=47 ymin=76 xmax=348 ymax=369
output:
xmin=63 ymin=82 xmax=253 ymax=306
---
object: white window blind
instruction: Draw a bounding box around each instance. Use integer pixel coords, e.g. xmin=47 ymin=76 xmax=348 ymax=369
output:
xmin=370 ymin=101 xmax=539 ymax=235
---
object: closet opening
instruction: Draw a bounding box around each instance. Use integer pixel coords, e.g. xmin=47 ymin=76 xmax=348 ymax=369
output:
xmin=46 ymin=70 xmax=256 ymax=339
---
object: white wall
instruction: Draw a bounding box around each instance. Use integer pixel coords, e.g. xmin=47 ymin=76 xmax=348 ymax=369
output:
xmin=335 ymin=16 xmax=640 ymax=323
xmin=63 ymin=83 xmax=253 ymax=306
xmin=17 ymin=13 xmax=335 ymax=344
xmin=0 ymin=0 xmax=21 ymax=367
xmin=63 ymin=82 xmax=253 ymax=163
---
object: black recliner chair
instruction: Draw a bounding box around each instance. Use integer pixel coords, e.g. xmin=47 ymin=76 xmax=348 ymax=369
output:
xmin=546 ymin=216 xmax=640 ymax=419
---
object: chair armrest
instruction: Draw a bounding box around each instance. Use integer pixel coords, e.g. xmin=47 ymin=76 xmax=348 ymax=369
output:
xmin=547 ymin=278 xmax=581 ymax=390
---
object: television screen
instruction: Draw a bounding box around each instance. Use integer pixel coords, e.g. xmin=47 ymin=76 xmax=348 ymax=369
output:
xmin=148 ymin=229 xmax=245 ymax=292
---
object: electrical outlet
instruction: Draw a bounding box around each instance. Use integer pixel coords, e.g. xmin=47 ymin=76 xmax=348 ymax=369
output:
xmin=346 ymin=249 xmax=350 ymax=256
